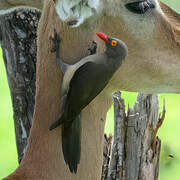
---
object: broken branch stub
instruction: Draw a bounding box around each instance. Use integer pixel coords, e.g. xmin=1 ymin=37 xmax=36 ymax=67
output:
xmin=103 ymin=92 xmax=164 ymax=180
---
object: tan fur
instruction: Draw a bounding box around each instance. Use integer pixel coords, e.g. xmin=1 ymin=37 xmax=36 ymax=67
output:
xmin=0 ymin=0 xmax=44 ymax=10
xmin=3 ymin=0 xmax=112 ymax=179
xmin=3 ymin=0 xmax=180 ymax=180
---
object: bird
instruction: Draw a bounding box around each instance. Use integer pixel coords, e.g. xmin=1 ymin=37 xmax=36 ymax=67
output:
xmin=49 ymin=30 xmax=128 ymax=173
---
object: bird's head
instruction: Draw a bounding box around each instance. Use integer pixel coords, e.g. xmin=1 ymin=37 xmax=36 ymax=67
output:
xmin=96 ymin=32 xmax=128 ymax=60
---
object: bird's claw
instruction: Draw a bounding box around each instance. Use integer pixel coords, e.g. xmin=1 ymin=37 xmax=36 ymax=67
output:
xmin=88 ymin=41 xmax=97 ymax=55
xmin=50 ymin=29 xmax=61 ymax=53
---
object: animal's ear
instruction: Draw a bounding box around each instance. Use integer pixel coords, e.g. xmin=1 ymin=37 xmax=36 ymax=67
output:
xmin=159 ymin=1 xmax=180 ymax=44
xmin=160 ymin=1 xmax=180 ymax=28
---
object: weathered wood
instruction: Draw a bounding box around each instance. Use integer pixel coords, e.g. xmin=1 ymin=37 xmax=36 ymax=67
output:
xmin=102 ymin=92 xmax=164 ymax=180
xmin=102 ymin=134 xmax=113 ymax=180
xmin=0 ymin=7 xmax=41 ymax=163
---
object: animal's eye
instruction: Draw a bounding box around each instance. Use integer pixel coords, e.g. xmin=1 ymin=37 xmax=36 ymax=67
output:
xmin=125 ymin=0 xmax=155 ymax=14
xmin=111 ymin=40 xmax=117 ymax=46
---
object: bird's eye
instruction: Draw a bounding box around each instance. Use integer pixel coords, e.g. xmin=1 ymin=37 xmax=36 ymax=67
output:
xmin=111 ymin=40 xmax=117 ymax=46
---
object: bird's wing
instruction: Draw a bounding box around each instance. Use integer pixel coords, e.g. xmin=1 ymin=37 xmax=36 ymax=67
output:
xmin=49 ymin=59 xmax=108 ymax=129
xmin=60 ymin=94 xmax=67 ymax=115
xmin=64 ymin=61 xmax=109 ymax=120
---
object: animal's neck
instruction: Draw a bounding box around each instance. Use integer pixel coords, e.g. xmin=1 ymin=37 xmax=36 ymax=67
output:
xmin=4 ymin=1 xmax=112 ymax=179
xmin=9 ymin=94 xmax=112 ymax=180
xmin=4 ymin=93 xmax=112 ymax=180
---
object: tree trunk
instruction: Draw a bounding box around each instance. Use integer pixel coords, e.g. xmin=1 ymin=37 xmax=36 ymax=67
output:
xmin=0 ymin=7 xmax=41 ymax=163
xmin=102 ymin=92 xmax=164 ymax=180
xmin=0 ymin=5 xmax=164 ymax=180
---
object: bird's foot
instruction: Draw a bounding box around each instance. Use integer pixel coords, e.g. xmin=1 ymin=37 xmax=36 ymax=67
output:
xmin=50 ymin=29 xmax=61 ymax=53
xmin=88 ymin=41 xmax=97 ymax=55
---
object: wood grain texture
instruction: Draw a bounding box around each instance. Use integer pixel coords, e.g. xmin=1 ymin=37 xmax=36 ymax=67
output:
xmin=102 ymin=92 xmax=164 ymax=180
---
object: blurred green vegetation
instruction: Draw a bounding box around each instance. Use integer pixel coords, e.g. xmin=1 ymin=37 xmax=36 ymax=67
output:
xmin=163 ymin=0 xmax=180 ymax=12
xmin=0 ymin=49 xmax=18 ymax=177
xmin=0 ymin=0 xmax=180 ymax=179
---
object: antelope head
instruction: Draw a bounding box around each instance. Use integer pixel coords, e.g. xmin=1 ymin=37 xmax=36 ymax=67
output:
xmin=98 ymin=0 xmax=180 ymax=93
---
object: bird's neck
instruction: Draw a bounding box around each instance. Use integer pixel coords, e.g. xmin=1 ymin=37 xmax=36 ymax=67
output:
xmin=105 ymin=49 xmax=116 ymax=59
xmin=105 ymin=47 xmax=123 ymax=65
xmin=103 ymin=54 xmax=122 ymax=75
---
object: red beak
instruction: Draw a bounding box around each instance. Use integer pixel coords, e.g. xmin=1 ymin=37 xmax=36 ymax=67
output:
xmin=96 ymin=32 xmax=108 ymax=43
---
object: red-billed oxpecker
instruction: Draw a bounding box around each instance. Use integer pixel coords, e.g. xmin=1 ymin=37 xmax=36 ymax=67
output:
xmin=49 ymin=31 xmax=128 ymax=173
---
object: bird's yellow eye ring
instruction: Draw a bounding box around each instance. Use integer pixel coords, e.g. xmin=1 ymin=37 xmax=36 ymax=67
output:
xmin=111 ymin=40 xmax=117 ymax=46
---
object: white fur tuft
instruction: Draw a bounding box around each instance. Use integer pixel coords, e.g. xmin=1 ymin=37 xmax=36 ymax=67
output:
xmin=55 ymin=0 xmax=99 ymax=27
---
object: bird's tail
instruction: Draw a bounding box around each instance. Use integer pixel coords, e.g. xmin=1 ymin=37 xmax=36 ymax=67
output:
xmin=62 ymin=114 xmax=81 ymax=173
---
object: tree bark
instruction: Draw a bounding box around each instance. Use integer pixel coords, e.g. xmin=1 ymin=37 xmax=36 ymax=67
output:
xmin=102 ymin=92 xmax=164 ymax=180
xmin=0 ymin=7 xmax=41 ymax=163
xmin=0 ymin=6 xmax=164 ymax=180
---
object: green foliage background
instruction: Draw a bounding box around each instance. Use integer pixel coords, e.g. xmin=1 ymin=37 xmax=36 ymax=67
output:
xmin=0 ymin=0 xmax=180 ymax=179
